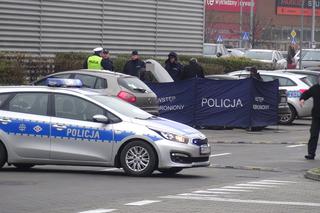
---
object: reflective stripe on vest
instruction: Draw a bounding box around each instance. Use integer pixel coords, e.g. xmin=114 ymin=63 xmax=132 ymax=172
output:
xmin=87 ymin=55 xmax=102 ymax=70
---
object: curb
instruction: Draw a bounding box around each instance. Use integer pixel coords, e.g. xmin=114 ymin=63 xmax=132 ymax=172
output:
xmin=209 ymin=164 xmax=280 ymax=172
xmin=305 ymin=168 xmax=320 ymax=181
xmin=209 ymin=141 xmax=307 ymax=145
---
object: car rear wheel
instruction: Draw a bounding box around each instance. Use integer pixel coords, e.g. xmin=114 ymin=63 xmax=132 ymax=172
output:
xmin=158 ymin=168 xmax=183 ymax=175
xmin=279 ymin=104 xmax=296 ymax=125
xmin=120 ymin=141 xmax=156 ymax=176
xmin=13 ymin=164 xmax=35 ymax=170
xmin=0 ymin=143 xmax=7 ymax=169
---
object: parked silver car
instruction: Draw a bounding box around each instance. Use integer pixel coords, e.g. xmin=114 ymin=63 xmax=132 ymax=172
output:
xmin=33 ymin=69 xmax=159 ymax=115
xmin=244 ymin=49 xmax=287 ymax=69
xmin=0 ymin=81 xmax=210 ymax=176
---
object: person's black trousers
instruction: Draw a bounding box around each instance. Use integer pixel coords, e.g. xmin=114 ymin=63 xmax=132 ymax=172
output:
xmin=308 ymin=116 xmax=320 ymax=156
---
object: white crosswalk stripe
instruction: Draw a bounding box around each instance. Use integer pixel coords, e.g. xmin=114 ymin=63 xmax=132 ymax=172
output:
xmin=161 ymin=179 xmax=297 ymax=203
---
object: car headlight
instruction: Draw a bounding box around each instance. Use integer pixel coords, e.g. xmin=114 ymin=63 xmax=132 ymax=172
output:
xmin=150 ymin=128 xmax=189 ymax=144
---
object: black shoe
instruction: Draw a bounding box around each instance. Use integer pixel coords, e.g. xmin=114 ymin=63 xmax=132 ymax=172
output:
xmin=305 ymin=155 xmax=315 ymax=160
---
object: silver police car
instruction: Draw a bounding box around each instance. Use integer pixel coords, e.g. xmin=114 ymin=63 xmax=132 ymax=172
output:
xmin=0 ymin=79 xmax=210 ymax=176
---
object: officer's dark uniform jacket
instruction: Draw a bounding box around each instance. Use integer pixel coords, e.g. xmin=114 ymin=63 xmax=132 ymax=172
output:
xmin=181 ymin=61 xmax=204 ymax=80
xmin=164 ymin=60 xmax=183 ymax=81
xmin=300 ymin=84 xmax=320 ymax=117
xmin=123 ymin=59 xmax=146 ymax=77
xmin=102 ymin=58 xmax=114 ymax=71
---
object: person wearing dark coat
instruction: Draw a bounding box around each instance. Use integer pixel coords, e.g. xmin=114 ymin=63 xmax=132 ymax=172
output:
xmin=164 ymin=51 xmax=183 ymax=81
xmin=300 ymin=79 xmax=320 ymax=160
xmin=287 ymin=45 xmax=296 ymax=69
xmin=101 ymin=48 xmax=114 ymax=71
xmin=123 ymin=50 xmax=146 ymax=78
xmin=181 ymin=58 xmax=204 ymax=80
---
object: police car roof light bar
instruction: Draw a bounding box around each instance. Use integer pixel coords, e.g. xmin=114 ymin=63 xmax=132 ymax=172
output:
xmin=46 ymin=78 xmax=83 ymax=88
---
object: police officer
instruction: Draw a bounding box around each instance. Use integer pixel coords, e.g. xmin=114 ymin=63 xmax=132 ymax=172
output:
xmin=300 ymin=79 xmax=320 ymax=160
xmin=123 ymin=50 xmax=146 ymax=77
xmin=101 ymin=48 xmax=114 ymax=71
xmin=164 ymin=51 xmax=183 ymax=81
xmin=83 ymin=47 xmax=104 ymax=70
xmin=181 ymin=58 xmax=204 ymax=80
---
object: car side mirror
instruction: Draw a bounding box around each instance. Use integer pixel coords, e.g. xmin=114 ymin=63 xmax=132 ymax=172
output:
xmin=93 ymin=114 xmax=109 ymax=124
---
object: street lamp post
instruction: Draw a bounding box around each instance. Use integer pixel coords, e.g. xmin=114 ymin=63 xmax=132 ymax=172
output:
xmin=311 ymin=0 xmax=316 ymax=48
xmin=250 ymin=0 xmax=254 ymax=47
xmin=240 ymin=0 xmax=243 ymax=48
xmin=299 ymin=0 xmax=305 ymax=70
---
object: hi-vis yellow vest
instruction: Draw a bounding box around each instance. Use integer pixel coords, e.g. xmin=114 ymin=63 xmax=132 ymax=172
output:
xmin=87 ymin=55 xmax=102 ymax=70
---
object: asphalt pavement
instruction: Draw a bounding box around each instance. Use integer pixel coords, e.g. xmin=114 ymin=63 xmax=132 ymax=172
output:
xmin=1 ymin=118 xmax=320 ymax=213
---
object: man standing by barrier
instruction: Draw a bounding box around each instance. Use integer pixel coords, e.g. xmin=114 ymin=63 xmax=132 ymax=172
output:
xmin=181 ymin=58 xmax=204 ymax=80
xmin=300 ymin=81 xmax=320 ymax=160
xmin=101 ymin=48 xmax=114 ymax=71
xmin=123 ymin=50 xmax=146 ymax=78
xmin=83 ymin=47 xmax=103 ymax=70
xmin=165 ymin=51 xmax=183 ymax=81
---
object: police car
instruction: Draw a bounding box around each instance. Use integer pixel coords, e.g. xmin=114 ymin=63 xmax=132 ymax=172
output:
xmin=0 ymin=79 xmax=210 ymax=176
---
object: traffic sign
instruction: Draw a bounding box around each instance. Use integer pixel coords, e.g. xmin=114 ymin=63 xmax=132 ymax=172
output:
xmin=291 ymin=30 xmax=296 ymax=38
xmin=291 ymin=37 xmax=296 ymax=45
xmin=242 ymin=32 xmax=250 ymax=41
xmin=217 ymin=35 xmax=223 ymax=43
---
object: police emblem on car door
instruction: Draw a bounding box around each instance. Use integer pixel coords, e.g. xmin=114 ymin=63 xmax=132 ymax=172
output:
xmin=50 ymin=94 xmax=114 ymax=162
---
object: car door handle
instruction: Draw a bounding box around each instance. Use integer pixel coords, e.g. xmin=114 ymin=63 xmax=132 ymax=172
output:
xmin=52 ymin=124 xmax=67 ymax=130
xmin=0 ymin=118 xmax=12 ymax=124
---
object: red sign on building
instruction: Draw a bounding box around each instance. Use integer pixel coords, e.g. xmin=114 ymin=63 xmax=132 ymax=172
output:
xmin=276 ymin=0 xmax=320 ymax=16
xmin=205 ymin=0 xmax=256 ymax=12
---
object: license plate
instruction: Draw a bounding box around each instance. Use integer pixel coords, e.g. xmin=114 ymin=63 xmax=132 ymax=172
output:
xmin=200 ymin=145 xmax=211 ymax=155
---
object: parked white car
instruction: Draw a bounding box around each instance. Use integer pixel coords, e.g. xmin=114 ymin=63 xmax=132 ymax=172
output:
xmin=203 ymin=43 xmax=230 ymax=58
xmin=243 ymin=49 xmax=287 ymax=69
xmin=228 ymin=70 xmax=312 ymax=124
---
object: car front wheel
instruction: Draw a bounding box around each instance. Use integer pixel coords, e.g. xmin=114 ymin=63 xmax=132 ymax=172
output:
xmin=120 ymin=141 xmax=156 ymax=176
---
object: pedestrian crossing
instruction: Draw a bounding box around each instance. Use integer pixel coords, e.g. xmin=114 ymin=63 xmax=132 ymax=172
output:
xmin=160 ymin=179 xmax=297 ymax=201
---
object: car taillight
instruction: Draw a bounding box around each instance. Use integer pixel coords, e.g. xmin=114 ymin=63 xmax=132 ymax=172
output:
xmin=117 ymin=91 xmax=136 ymax=103
xmin=299 ymin=89 xmax=307 ymax=94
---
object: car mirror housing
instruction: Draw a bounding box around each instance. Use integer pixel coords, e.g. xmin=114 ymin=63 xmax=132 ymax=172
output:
xmin=93 ymin=114 xmax=110 ymax=124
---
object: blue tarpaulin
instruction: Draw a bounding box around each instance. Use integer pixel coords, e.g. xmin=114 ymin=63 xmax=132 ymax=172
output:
xmin=148 ymin=78 xmax=279 ymax=128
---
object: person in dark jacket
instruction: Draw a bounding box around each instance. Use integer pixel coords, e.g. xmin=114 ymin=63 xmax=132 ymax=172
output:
xmin=287 ymin=45 xmax=296 ymax=69
xmin=123 ymin=50 xmax=146 ymax=78
xmin=101 ymin=48 xmax=114 ymax=71
xmin=181 ymin=58 xmax=204 ymax=80
xmin=165 ymin=51 xmax=183 ymax=81
xmin=300 ymin=80 xmax=320 ymax=160
xmin=249 ymin=67 xmax=262 ymax=81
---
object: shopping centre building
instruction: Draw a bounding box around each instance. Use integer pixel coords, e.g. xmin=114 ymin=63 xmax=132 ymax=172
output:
xmin=205 ymin=0 xmax=320 ymax=50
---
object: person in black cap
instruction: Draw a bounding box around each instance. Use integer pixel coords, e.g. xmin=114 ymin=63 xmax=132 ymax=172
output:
xmin=181 ymin=58 xmax=204 ymax=80
xmin=164 ymin=51 xmax=183 ymax=81
xmin=123 ymin=50 xmax=146 ymax=78
xmin=101 ymin=48 xmax=114 ymax=71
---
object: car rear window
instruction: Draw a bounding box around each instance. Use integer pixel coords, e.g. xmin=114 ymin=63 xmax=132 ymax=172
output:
xmin=300 ymin=77 xmax=313 ymax=87
xmin=118 ymin=77 xmax=152 ymax=93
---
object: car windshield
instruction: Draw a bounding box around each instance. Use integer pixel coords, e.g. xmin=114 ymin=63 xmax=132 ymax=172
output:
xmin=92 ymin=95 xmax=152 ymax=119
xmin=302 ymin=51 xmax=320 ymax=61
xmin=118 ymin=77 xmax=152 ymax=93
xmin=244 ymin=51 xmax=273 ymax=60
